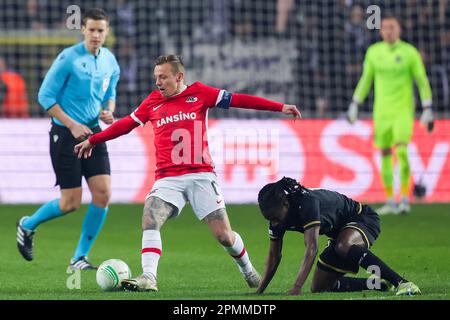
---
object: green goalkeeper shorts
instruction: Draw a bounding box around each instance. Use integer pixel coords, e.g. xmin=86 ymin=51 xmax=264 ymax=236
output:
xmin=373 ymin=114 xmax=413 ymax=149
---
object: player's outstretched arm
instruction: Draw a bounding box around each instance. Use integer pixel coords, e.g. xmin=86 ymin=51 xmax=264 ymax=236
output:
xmin=282 ymin=104 xmax=302 ymax=119
xmin=229 ymin=93 xmax=301 ymax=119
xmin=73 ymin=115 xmax=140 ymax=159
xmin=256 ymin=238 xmax=283 ymax=294
xmin=288 ymin=226 xmax=319 ymax=295
xmin=74 ymin=139 xmax=94 ymax=159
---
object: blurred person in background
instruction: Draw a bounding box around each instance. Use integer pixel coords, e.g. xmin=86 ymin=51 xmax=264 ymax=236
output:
xmin=16 ymin=8 xmax=120 ymax=270
xmin=0 ymin=56 xmax=29 ymax=118
xmin=347 ymin=15 xmax=433 ymax=215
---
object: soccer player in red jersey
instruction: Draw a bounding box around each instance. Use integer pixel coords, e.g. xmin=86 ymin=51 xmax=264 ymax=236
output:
xmin=75 ymin=54 xmax=301 ymax=292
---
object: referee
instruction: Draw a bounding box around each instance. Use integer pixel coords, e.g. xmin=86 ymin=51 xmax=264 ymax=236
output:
xmin=347 ymin=15 xmax=433 ymax=215
xmin=16 ymin=8 xmax=120 ymax=269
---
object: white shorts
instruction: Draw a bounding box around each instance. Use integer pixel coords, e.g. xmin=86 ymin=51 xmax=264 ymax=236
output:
xmin=146 ymin=172 xmax=226 ymax=220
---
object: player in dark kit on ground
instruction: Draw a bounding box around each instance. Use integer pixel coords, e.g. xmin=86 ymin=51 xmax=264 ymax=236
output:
xmin=256 ymin=177 xmax=421 ymax=296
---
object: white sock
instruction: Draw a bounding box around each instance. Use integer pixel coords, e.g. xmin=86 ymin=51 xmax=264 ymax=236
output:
xmin=386 ymin=198 xmax=396 ymax=205
xmin=141 ymin=230 xmax=162 ymax=279
xmin=223 ymin=231 xmax=253 ymax=275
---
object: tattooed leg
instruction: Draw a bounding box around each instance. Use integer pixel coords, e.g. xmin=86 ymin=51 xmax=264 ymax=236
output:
xmin=203 ymin=208 xmax=234 ymax=246
xmin=142 ymin=196 xmax=176 ymax=231
xmin=138 ymin=196 xmax=177 ymax=282
xmin=203 ymin=208 xmax=256 ymax=278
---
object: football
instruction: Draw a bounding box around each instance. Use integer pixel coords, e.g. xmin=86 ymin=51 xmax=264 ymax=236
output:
xmin=96 ymin=259 xmax=132 ymax=291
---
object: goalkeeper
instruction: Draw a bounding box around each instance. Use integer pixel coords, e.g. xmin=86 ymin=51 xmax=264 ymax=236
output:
xmin=347 ymin=15 xmax=433 ymax=215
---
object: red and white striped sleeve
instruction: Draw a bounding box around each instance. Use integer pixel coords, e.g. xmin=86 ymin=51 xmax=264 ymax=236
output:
xmin=130 ymin=94 xmax=152 ymax=127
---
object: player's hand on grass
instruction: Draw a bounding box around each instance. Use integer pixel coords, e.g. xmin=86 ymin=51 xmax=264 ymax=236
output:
xmin=346 ymin=101 xmax=359 ymax=124
xmin=100 ymin=110 xmax=114 ymax=125
xmin=420 ymin=107 xmax=434 ymax=133
xmin=69 ymin=123 xmax=93 ymax=141
xmin=74 ymin=140 xmax=94 ymax=159
xmin=282 ymin=104 xmax=302 ymax=119
xmin=287 ymin=286 xmax=302 ymax=296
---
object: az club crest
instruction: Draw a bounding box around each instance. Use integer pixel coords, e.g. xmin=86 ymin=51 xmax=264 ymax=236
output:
xmin=186 ymin=96 xmax=198 ymax=103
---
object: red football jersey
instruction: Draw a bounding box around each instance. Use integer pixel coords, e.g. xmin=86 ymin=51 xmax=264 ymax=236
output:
xmin=130 ymin=82 xmax=225 ymax=180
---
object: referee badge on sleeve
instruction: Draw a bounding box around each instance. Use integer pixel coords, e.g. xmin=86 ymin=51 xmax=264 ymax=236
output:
xmin=102 ymin=77 xmax=110 ymax=92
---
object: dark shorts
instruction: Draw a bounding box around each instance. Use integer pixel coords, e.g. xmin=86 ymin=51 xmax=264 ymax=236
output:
xmin=49 ymin=124 xmax=110 ymax=189
xmin=317 ymin=205 xmax=381 ymax=275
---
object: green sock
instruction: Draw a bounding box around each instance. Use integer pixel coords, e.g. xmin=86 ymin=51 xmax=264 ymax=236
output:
xmin=381 ymin=154 xmax=394 ymax=198
xmin=396 ymin=145 xmax=410 ymax=198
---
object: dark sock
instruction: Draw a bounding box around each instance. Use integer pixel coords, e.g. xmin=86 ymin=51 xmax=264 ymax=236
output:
xmin=331 ymin=277 xmax=389 ymax=292
xmin=332 ymin=277 xmax=364 ymax=292
xmin=347 ymin=245 xmax=406 ymax=287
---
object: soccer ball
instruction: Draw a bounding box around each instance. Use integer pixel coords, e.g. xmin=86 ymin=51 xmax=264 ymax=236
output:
xmin=96 ymin=259 xmax=132 ymax=291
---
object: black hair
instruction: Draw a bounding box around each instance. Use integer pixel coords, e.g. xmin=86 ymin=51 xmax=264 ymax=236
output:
xmin=257 ymin=182 xmax=287 ymax=215
xmin=257 ymin=177 xmax=308 ymax=215
xmin=82 ymin=8 xmax=109 ymax=26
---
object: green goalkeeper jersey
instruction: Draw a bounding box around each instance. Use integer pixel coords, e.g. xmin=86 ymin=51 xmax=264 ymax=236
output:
xmin=352 ymin=40 xmax=432 ymax=121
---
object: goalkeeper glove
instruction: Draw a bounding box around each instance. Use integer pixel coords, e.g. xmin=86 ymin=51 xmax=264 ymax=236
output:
xmin=420 ymin=107 xmax=434 ymax=133
xmin=346 ymin=101 xmax=359 ymax=124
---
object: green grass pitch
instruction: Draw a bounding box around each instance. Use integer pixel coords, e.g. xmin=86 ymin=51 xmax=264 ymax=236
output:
xmin=1 ymin=203 xmax=449 ymax=300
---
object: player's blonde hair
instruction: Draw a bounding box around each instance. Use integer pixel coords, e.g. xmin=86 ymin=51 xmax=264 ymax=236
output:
xmin=154 ymin=54 xmax=185 ymax=75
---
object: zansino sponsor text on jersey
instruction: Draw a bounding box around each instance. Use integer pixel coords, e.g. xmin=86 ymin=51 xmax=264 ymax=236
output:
xmin=156 ymin=112 xmax=197 ymax=128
